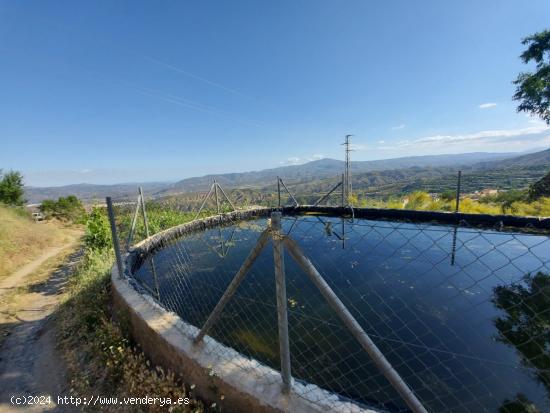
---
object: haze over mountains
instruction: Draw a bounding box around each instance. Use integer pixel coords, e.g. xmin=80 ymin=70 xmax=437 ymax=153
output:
xmin=24 ymin=150 xmax=550 ymax=203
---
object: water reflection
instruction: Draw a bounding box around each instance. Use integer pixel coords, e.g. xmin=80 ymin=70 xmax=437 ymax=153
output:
xmin=493 ymin=271 xmax=550 ymax=413
xmin=132 ymin=216 xmax=550 ymax=412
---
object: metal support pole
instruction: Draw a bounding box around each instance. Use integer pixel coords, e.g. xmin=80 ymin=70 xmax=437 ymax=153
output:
xmin=216 ymin=182 xmax=236 ymax=211
xmin=341 ymin=173 xmax=345 ymax=207
xmin=126 ymin=193 xmax=141 ymax=249
xmin=195 ymin=229 xmax=271 ymax=343
xmin=455 ymin=170 xmax=462 ymax=213
xmin=139 ymin=187 xmax=150 ymax=238
xmin=106 ymin=197 xmax=124 ymax=278
xmin=279 ymin=178 xmax=299 ymax=206
xmin=314 ymin=180 xmax=342 ymax=206
xmin=277 ymin=176 xmax=281 ymax=209
xmin=194 ymin=184 xmax=214 ymax=221
xmin=214 ymin=179 xmax=220 ymax=214
xmin=271 ymin=212 xmax=292 ymax=392
xmin=283 ymin=237 xmax=429 ymax=413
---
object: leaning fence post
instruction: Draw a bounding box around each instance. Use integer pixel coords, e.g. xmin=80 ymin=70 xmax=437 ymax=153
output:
xmin=139 ymin=187 xmax=150 ymax=237
xmin=214 ymin=179 xmax=220 ymax=214
xmin=271 ymin=212 xmax=292 ymax=393
xmin=283 ymin=236 xmax=428 ymax=413
xmin=106 ymin=197 xmax=124 ymax=278
xmin=455 ymin=170 xmax=462 ymax=213
xmin=194 ymin=229 xmax=271 ymax=343
xmin=126 ymin=192 xmax=141 ymax=249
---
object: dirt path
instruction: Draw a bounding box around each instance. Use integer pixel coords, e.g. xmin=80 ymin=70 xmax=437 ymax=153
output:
xmin=0 ymin=248 xmax=82 ymax=413
xmin=0 ymin=244 xmax=77 ymax=299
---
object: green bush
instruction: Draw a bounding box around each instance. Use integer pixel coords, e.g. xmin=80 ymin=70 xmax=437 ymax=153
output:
xmin=85 ymin=207 xmax=112 ymax=251
xmin=40 ymin=195 xmax=86 ymax=223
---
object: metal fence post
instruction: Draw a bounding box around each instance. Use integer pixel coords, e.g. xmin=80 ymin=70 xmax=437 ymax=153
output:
xmin=194 ymin=183 xmax=215 ymax=221
xmin=284 ymin=236 xmax=428 ymax=413
xmin=271 ymin=212 xmax=292 ymax=393
xmin=455 ymin=170 xmax=462 ymax=213
xmin=314 ymin=179 xmax=342 ymax=207
xmin=139 ymin=187 xmax=150 ymax=237
xmin=106 ymin=197 xmax=124 ymax=278
xmin=277 ymin=176 xmax=281 ymax=209
xmin=126 ymin=192 xmax=141 ymax=249
xmin=195 ymin=229 xmax=271 ymax=343
xmin=279 ymin=178 xmax=299 ymax=207
xmin=216 ymin=182 xmax=236 ymax=211
xmin=213 ymin=179 xmax=220 ymax=214
xmin=341 ymin=173 xmax=345 ymax=207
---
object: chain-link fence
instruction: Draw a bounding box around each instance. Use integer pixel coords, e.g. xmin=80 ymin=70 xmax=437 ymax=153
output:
xmin=107 ymin=186 xmax=550 ymax=413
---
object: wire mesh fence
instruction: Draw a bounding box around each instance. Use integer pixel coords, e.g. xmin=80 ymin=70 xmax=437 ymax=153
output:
xmin=107 ymin=188 xmax=550 ymax=413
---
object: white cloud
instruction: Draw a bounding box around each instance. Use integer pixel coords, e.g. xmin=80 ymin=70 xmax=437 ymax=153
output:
xmin=391 ymin=124 xmax=406 ymax=130
xmin=79 ymin=169 xmax=93 ymax=173
xmin=311 ymin=154 xmax=324 ymax=160
xmin=378 ymin=125 xmax=550 ymax=151
xmin=479 ymin=102 xmax=497 ymax=109
xmin=378 ymin=140 xmax=385 ymax=144
xmin=280 ymin=157 xmax=301 ymax=165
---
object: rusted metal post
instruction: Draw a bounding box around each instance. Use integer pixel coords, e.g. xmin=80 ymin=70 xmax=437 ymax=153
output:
xmin=194 ymin=229 xmax=271 ymax=343
xmin=106 ymin=197 xmax=124 ymax=278
xmin=455 ymin=170 xmax=462 ymax=213
xmin=283 ymin=237 xmax=428 ymax=413
xmin=271 ymin=212 xmax=292 ymax=392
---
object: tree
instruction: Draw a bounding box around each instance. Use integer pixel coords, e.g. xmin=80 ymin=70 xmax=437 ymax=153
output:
xmin=513 ymin=30 xmax=550 ymax=124
xmin=528 ymin=171 xmax=550 ymax=200
xmin=40 ymin=195 xmax=86 ymax=223
xmin=0 ymin=170 xmax=25 ymax=206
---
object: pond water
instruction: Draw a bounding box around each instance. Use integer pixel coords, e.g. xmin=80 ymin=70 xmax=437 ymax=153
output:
xmin=133 ymin=215 xmax=550 ymax=412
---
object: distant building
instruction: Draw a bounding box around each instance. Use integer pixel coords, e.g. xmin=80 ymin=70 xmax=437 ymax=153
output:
xmin=469 ymin=188 xmax=499 ymax=200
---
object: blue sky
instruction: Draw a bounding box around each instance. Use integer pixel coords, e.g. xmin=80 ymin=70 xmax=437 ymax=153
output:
xmin=1 ymin=0 xmax=549 ymax=186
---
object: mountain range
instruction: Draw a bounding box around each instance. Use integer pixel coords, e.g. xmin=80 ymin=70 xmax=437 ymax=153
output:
xmin=23 ymin=149 xmax=550 ymax=204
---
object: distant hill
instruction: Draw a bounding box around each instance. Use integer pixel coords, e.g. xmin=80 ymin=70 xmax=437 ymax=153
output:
xmin=24 ymin=182 xmax=169 ymax=204
xmin=155 ymin=151 xmax=518 ymax=196
xmin=24 ymin=150 xmax=549 ymax=204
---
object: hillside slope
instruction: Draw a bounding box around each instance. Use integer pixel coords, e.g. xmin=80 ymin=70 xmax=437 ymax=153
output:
xmin=0 ymin=205 xmax=80 ymax=279
xmin=23 ymin=149 xmax=547 ymax=202
xmin=156 ymin=151 xmax=519 ymax=195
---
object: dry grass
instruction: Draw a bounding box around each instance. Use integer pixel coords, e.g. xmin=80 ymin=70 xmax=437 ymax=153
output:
xmin=0 ymin=204 xmax=81 ymax=279
xmin=56 ymin=249 xmax=214 ymax=412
